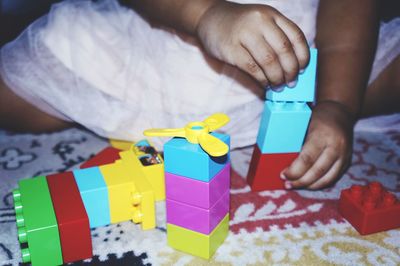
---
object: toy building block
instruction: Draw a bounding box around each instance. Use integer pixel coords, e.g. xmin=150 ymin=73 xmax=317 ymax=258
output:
xmin=13 ymin=176 xmax=63 ymax=265
xmin=266 ymin=48 xmax=317 ymax=102
xmin=80 ymin=147 xmax=121 ymax=169
xmin=73 ymin=167 xmax=111 ymax=228
xmin=100 ymin=160 xmax=156 ymax=230
xmin=109 ymin=138 xmax=135 ymax=150
xmin=247 ymin=145 xmax=298 ymax=191
xmin=164 ymin=132 xmax=230 ymax=182
xmin=338 ymin=182 xmax=400 ymax=235
xmin=47 ymin=172 xmax=92 ymax=263
xmin=118 ymin=149 xmax=157 ymax=230
xmin=167 ymin=214 xmax=229 ymax=259
xmin=256 ymin=101 xmax=311 ymax=154
xmin=166 ymin=163 xmax=230 ymax=209
xmin=167 ymin=191 xmax=229 ymax=234
xmin=126 ymin=139 xmax=165 ymax=201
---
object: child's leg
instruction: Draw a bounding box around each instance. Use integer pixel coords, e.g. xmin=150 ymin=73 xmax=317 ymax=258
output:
xmin=0 ymin=76 xmax=72 ymax=132
xmin=361 ymin=55 xmax=400 ymax=117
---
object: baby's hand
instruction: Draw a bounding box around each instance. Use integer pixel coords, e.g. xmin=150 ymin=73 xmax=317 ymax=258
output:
xmin=196 ymin=1 xmax=309 ymax=87
xmin=282 ymin=101 xmax=354 ymax=189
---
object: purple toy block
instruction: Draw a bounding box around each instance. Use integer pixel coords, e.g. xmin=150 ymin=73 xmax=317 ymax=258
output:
xmin=166 ymin=163 xmax=230 ymax=209
xmin=166 ymin=191 xmax=229 ymax=235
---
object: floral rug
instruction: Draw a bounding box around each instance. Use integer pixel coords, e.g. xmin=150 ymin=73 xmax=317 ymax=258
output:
xmin=0 ymin=115 xmax=399 ymax=266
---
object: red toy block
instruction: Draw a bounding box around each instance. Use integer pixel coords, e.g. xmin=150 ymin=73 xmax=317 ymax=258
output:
xmin=247 ymin=145 xmax=298 ymax=191
xmin=339 ymin=182 xmax=400 ymax=235
xmin=47 ymin=172 xmax=92 ymax=263
xmin=80 ymin=147 xmax=121 ymax=169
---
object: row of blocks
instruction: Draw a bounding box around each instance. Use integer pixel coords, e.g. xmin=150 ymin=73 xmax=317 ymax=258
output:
xmin=164 ymin=133 xmax=230 ymax=259
xmin=13 ymin=140 xmax=163 ymax=265
xmin=248 ymin=48 xmax=318 ymax=191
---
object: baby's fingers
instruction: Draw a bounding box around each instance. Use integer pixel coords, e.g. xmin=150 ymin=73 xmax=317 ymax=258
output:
xmin=274 ymin=16 xmax=309 ymax=71
xmin=241 ymin=35 xmax=283 ymax=86
xmin=261 ymin=23 xmax=299 ymax=85
xmin=287 ymin=147 xmax=338 ymax=189
xmin=307 ymin=160 xmax=343 ymax=190
xmin=282 ymin=137 xmax=324 ymax=181
xmin=233 ymin=47 xmax=270 ymax=86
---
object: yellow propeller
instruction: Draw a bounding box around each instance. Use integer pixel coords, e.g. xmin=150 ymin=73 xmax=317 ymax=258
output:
xmin=143 ymin=113 xmax=230 ymax=157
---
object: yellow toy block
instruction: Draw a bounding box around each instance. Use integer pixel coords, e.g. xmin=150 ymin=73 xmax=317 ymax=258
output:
xmin=119 ymin=151 xmax=156 ymax=230
xmin=99 ymin=162 xmax=136 ymax=224
xmin=167 ymin=214 xmax=229 ymax=259
xmin=109 ymin=139 xmax=133 ymax=151
xmin=129 ymin=141 xmax=165 ymax=201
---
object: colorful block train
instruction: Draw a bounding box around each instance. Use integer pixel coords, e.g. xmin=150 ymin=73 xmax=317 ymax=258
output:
xmin=13 ymin=140 xmax=164 ymax=265
xmin=12 ymin=113 xmax=232 ymax=265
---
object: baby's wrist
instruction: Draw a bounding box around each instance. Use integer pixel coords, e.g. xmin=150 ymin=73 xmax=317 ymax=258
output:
xmin=315 ymin=100 xmax=358 ymax=125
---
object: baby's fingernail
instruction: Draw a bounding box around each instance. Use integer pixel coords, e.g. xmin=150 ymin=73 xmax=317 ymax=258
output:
xmin=284 ymin=181 xmax=292 ymax=190
xmin=272 ymin=85 xmax=285 ymax=92
xmin=280 ymin=171 xmax=287 ymax=180
xmin=299 ymin=68 xmax=305 ymax=74
xmin=287 ymin=80 xmax=297 ymax=88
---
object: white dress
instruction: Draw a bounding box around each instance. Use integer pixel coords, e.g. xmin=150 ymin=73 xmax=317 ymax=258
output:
xmin=1 ymin=0 xmax=399 ymax=148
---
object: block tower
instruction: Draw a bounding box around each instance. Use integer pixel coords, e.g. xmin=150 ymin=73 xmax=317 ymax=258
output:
xmin=144 ymin=113 xmax=231 ymax=259
xmin=12 ymin=140 xmax=162 ymax=265
xmin=247 ymin=48 xmax=317 ymax=191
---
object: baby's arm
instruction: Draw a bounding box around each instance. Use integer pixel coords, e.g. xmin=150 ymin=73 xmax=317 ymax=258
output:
xmin=130 ymin=0 xmax=309 ymax=87
xmin=282 ymin=0 xmax=380 ymax=189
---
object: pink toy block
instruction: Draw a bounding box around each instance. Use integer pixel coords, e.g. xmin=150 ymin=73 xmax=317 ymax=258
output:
xmin=166 ymin=191 xmax=229 ymax=234
xmin=166 ymin=163 xmax=230 ymax=209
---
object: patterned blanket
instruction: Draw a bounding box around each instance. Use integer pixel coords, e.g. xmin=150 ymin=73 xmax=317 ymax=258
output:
xmin=0 ymin=115 xmax=399 ymax=266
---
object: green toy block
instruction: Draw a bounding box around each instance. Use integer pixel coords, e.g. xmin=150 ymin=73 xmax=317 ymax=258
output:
xmin=167 ymin=214 xmax=229 ymax=259
xmin=13 ymin=176 xmax=63 ymax=266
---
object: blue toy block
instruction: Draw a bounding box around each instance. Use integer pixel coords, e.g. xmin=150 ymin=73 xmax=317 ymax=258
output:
xmin=73 ymin=167 xmax=111 ymax=228
xmin=266 ymin=48 xmax=317 ymax=102
xmin=164 ymin=132 xmax=230 ymax=182
xmin=256 ymin=101 xmax=311 ymax=153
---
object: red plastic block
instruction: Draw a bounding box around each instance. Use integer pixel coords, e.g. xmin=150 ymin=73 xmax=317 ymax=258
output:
xmin=339 ymin=182 xmax=400 ymax=235
xmin=247 ymin=145 xmax=298 ymax=191
xmin=80 ymin=147 xmax=121 ymax=169
xmin=47 ymin=172 xmax=92 ymax=263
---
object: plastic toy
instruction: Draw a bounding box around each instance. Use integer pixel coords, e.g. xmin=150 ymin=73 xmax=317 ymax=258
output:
xmin=144 ymin=113 xmax=231 ymax=259
xmin=13 ymin=140 xmax=163 ymax=265
xmin=47 ymin=172 xmax=92 ymax=263
xmin=247 ymin=48 xmax=317 ymax=191
xmin=338 ymin=182 xmax=400 ymax=235
xmin=13 ymin=176 xmax=63 ymax=265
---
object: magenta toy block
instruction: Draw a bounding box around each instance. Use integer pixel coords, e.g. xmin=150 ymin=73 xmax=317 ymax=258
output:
xmin=166 ymin=163 xmax=230 ymax=209
xmin=166 ymin=191 xmax=229 ymax=235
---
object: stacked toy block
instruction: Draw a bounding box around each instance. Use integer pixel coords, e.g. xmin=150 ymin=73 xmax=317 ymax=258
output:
xmin=339 ymin=182 xmax=400 ymax=235
xmin=247 ymin=48 xmax=317 ymax=191
xmin=164 ymin=132 xmax=231 ymax=259
xmin=12 ymin=140 xmax=162 ymax=265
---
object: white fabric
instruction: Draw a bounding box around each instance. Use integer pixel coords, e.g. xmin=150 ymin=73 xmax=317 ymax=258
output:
xmin=0 ymin=0 xmax=399 ymax=149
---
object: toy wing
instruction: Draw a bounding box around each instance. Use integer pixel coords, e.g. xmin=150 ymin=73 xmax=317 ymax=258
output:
xmin=143 ymin=113 xmax=230 ymax=157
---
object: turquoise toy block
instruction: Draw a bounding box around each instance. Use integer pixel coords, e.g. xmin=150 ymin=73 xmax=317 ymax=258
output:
xmin=164 ymin=132 xmax=230 ymax=182
xmin=266 ymin=48 xmax=317 ymax=102
xmin=256 ymin=101 xmax=311 ymax=153
xmin=73 ymin=167 xmax=111 ymax=228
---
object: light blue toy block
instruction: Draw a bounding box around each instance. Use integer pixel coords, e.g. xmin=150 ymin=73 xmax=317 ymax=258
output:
xmin=256 ymin=101 xmax=311 ymax=153
xmin=73 ymin=167 xmax=110 ymax=228
xmin=266 ymin=48 xmax=317 ymax=102
xmin=164 ymin=132 xmax=230 ymax=182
